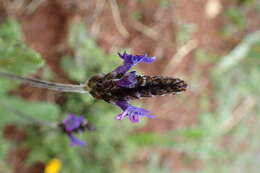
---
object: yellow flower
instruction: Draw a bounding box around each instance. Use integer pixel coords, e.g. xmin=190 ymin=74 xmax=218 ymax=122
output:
xmin=44 ymin=159 xmax=62 ymax=173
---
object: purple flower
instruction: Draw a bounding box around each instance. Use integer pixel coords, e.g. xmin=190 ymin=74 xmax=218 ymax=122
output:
xmin=115 ymin=101 xmax=155 ymax=123
xmin=62 ymin=114 xmax=87 ymax=147
xmin=112 ymin=53 xmax=156 ymax=123
xmin=63 ymin=114 xmax=85 ymax=132
xmin=115 ymin=52 xmax=155 ymax=74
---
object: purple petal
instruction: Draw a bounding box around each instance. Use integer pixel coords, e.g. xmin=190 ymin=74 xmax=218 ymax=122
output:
xmin=142 ymin=56 xmax=156 ymax=63
xmin=116 ymin=71 xmax=137 ymax=88
xmin=145 ymin=115 xmax=156 ymax=118
xmin=115 ymin=63 xmax=132 ymax=74
xmin=118 ymin=52 xmax=127 ymax=60
xmin=68 ymin=134 xmax=87 ymax=147
xmin=63 ymin=114 xmax=85 ymax=132
xmin=115 ymin=101 xmax=155 ymax=123
xmin=128 ymin=114 xmax=140 ymax=123
xmin=116 ymin=113 xmax=125 ymax=120
xmin=115 ymin=52 xmax=156 ymax=74
xmin=115 ymin=100 xmax=130 ymax=110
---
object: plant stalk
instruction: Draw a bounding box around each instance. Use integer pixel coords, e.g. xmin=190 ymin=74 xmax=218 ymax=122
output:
xmin=0 ymin=71 xmax=88 ymax=93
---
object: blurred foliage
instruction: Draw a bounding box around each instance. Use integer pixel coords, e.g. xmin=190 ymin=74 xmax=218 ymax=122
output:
xmin=0 ymin=20 xmax=44 ymax=75
xmin=224 ymin=7 xmax=246 ymax=28
xmin=160 ymin=0 xmax=171 ymax=8
xmin=237 ymin=0 xmax=256 ymax=5
xmin=0 ymin=20 xmax=44 ymax=94
xmin=0 ymin=96 xmax=60 ymax=126
xmin=131 ymin=11 xmax=143 ymax=21
xmin=175 ymin=30 xmax=260 ymax=172
xmin=62 ymin=23 xmax=120 ymax=83
xmin=222 ymin=0 xmax=260 ymax=37
xmin=175 ymin=21 xmax=197 ymax=46
xmin=144 ymin=154 xmax=171 ymax=173
xmin=0 ymin=20 xmax=58 ymax=126
xmin=195 ymin=49 xmax=220 ymax=64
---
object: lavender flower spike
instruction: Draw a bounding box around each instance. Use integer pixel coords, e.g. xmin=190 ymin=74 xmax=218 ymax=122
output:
xmin=86 ymin=52 xmax=187 ymax=123
xmin=115 ymin=100 xmax=155 ymax=123
xmin=61 ymin=114 xmax=87 ymax=147
xmin=115 ymin=52 xmax=156 ymax=74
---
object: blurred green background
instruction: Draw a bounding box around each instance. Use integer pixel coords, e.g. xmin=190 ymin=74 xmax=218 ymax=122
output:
xmin=0 ymin=0 xmax=259 ymax=173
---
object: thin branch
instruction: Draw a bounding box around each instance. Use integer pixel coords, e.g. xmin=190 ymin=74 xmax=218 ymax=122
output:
xmin=109 ymin=0 xmax=129 ymax=38
xmin=0 ymin=71 xmax=88 ymax=93
xmin=162 ymin=39 xmax=198 ymax=75
xmin=0 ymin=100 xmax=57 ymax=127
xmin=130 ymin=21 xmax=159 ymax=40
xmin=215 ymin=30 xmax=260 ymax=73
xmin=90 ymin=0 xmax=106 ymax=23
xmin=89 ymin=0 xmax=106 ymax=36
xmin=219 ymin=96 xmax=256 ymax=134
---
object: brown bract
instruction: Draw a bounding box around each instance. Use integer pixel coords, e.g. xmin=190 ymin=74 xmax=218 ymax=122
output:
xmin=88 ymin=72 xmax=187 ymax=102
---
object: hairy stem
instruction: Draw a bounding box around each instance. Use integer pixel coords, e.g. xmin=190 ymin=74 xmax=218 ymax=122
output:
xmin=0 ymin=71 xmax=88 ymax=93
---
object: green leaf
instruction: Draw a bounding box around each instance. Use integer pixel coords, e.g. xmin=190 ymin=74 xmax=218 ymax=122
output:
xmin=224 ymin=7 xmax=246 ymax=27
xmin=129 ymin=132 xmax=175 ymax=147
xmin=246 ymin=40 xmax=260 ymax=59
xmin=170 ymin=128 xmax=205 ymax=139
xmin=0 ymin=20 xmax=44 ymax=74
xmin=62 ymin=23 xmax=120 ymax=83
xmin=0 ymin=20 xmax=44 ymax=93
xmin=195 ymin=48 xmax=219 ymax=64
xmin=0 ymin=134 xmax=10 ymax=160
xmin=0 ymin=96 xmax=60 ymax=127
xmin=0 ymin=20 xmax=22 ymax=41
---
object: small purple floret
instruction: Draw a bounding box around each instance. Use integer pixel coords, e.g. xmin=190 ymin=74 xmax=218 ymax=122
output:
xmin=115 ymin=52 xmax=155 ymax=74
xmin=116 ymin=71 xmax=137 ymax=88
xmin=63 ymin=114 xmax=85 ymax=132
xmin=115 ymin=100 xmax=155 ymax=123
xmin=62 ymin=114 xmax=87 ymax=147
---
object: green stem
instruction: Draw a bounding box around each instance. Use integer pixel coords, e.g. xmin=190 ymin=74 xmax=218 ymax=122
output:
xmin=0 ymin=71 xmax=88 ymax=93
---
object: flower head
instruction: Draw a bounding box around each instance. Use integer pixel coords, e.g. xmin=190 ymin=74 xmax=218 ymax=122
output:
xmin=86 ymin=51 xmax=187 ymax=124
xmin=61 ymin=114 xmax=87 ymax=147
xmin=115 ymin=52 xmax=155 ymax=74
xmin=115 ymin=100 xmax=155 ymax=123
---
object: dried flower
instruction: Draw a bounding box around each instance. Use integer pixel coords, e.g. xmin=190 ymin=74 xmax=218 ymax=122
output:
xmin=60 ymin=114 xmax=87 ymax=147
